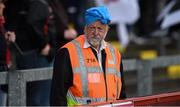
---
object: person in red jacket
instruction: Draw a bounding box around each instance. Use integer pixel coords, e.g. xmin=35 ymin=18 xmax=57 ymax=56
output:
xmin=0 ymin=0 xmax=16 ymax=106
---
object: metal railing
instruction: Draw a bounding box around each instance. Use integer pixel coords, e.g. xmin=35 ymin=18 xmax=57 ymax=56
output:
xmin=0 ymin=55 xmax=180 ymax=106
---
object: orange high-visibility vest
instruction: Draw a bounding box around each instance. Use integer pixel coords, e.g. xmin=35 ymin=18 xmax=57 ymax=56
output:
xmin=63 ymin=35 xmax=122 ymax=105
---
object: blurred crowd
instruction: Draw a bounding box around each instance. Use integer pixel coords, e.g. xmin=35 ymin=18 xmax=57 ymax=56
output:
xmin=0 ymin=0 xmax=180 ymax=106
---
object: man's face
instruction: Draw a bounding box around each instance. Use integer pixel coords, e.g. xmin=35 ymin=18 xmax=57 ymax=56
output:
xmin=84 ymin=21 xmax=109 ymax=49
xmin=0 ymin=2 xmax=5 ymax=16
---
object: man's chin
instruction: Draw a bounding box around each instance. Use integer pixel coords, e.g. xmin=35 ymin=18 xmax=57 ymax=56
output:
xmin=91 ymin=38 xmax=101 ymax=43
xmin=90 ymin=42 xmax=100 ymax=48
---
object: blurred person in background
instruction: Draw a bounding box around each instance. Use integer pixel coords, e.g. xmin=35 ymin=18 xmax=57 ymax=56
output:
xmin=4 ymin=0 xmax=52 ymax=106
xmin=159 ymin=0 xmax=180 ymax=36
xmin=95 ymin=0 xmax=140 ymax=51
xmin=50 ymin=6 xmax=126 ymax=106
xmin=49 ymin=0 xmax=79 ymax=50
xmin=0 ymin=0 xmax=16 ymax=106
xmin=49 ymin=0 xmax=96 ymax=50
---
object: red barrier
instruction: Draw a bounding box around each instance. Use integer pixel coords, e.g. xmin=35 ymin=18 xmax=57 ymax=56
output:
xmin=88 ymin=91 xmax=180 ymax=106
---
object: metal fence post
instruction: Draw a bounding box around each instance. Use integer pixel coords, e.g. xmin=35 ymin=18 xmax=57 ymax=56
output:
xmin=137 ymin=60 xmax=153 ymax=96
xmin=177 ymin=32 xmax=180 ymax=53
xmin=8 ymin=71 xmax=26 ymax=106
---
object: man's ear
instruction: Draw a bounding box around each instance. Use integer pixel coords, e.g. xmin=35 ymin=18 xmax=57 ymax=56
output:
xmin=84 ymin=26 xmax=87 ymax=34
xmin=107 ymin=25 xmax=110 ymax=30
xmin=106 ymin=25 xmax=110 ymax=33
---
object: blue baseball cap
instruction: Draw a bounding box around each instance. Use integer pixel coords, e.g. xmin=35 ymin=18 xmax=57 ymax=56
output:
xmin=85 ymin=6 xmax=111 ymax=25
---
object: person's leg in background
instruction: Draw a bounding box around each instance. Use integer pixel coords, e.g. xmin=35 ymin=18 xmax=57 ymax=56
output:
xmin=16 ymin=51 xmax=51 ymax=106
xmin=0 ymin=87 xmax=7 ymax=106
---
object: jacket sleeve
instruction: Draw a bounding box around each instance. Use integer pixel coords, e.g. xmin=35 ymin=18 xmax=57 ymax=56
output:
xmin=50 ymin=48 xmax=73 ymax=106
xmin=0 ymin=33 xmax=7 ymax=64
xmin=119 ymin=60 xmax=127 ymax=99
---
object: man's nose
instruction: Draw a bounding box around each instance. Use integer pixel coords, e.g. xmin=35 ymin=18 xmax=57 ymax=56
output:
xmin=1 ymin=3 xmax=5 ymax=9
xmin=93 ymin=28 xmax=99 ymax=35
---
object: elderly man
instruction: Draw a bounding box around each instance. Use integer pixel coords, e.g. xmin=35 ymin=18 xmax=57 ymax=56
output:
xmin=50 ymin=6 xmax=126 ymax=106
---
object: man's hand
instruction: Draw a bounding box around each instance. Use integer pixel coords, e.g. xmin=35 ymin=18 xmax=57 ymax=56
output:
xmin=64 ymin=28 xmax=77 ymax=39
xmin=5 ymin=31 xmax=16 ymax=43
xmin=41 ymin=44 xmax=50 ymax=56
xmin=0 ymin=2 xmax=5 ymax=16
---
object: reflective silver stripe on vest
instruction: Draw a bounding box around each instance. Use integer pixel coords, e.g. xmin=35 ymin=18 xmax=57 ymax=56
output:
xmin=108 ymin=44 xmax=119 ymax=99
xmin=76 ymin=97 xmax=106 ymax=104
xmin=107 ymin=44 xmax=119 ymax=76
xmin=67 ymin=91 xmax=78 ymax=102
xmin=72 ymin=40 xmax=88 ymax=97
xmin=106 ymin=68 xmax=117 ymax=74
xmin=73 ymin=67 xmax=117 ymax=74
xmin=73 ymin=67 xmax=102 ymax=73
xmin=117 ymin=71 xmax=121 ymax=77
xmin=108 ymin=44 xmax=117 ymax=69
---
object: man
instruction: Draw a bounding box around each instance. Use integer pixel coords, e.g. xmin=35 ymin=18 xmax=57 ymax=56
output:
xmin=0 ymin=0 xmax=16 ymax=106
xmin=50 ymin=6 xmax=126 ymax=106
xmin=4 ymin=0 xmax=51 ymax=105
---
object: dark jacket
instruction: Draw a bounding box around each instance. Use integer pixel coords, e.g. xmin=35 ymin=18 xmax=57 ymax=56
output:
xmin=0 ymin=32 xmax=7 ymax=66
xmin=0 ymin=17 xmax=8 ymax=92
xmin=49 ymin=0 xmax=69 ymax=49
xmin=0 ymin=16 xmax=7 ymax=66
xmin=5 ymin=0 xmax=49 ymax=52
